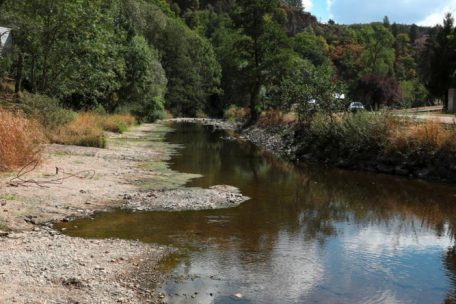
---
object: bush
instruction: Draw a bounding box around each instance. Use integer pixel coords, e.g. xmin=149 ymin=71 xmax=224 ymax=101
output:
xmin=101 ymin=114 xmax=136 ymax=133
xmin=19 ymin=93 xmax=76 ymax=131
xmin=51 ymin=113 xmax=106 ymax=148
xmin=258 ymin=110 xmax=297 ymax=127
xmin=224 ymin=105 xmax=250 ymax=123
xmin=387 ymin=120 xmax=456 ymax=154
xmin=0 ymin=108 xmax=45 ymax=171
xmin=297 ymin=111 xmax=456 ymax=167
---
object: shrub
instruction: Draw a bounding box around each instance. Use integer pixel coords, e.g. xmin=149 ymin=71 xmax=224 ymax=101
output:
xmin=52 ymin=113 xmax=106 ymax=148
xmin=224 ymin=105 xmax=250 ymax=123
xmin=101 ymin=114 xmax=136 ymax=133
xmin=0 ymin=108 xmax=45 ymax=171
xmin=387 ymin=120 xmax=456 ymax=154
xmin=297 ymin=111 xmax=456 ymax=167
xmin=19 ymin=93 xmax=76 ymax=131
xmin=258 ymin=110 xmax=297 ymax=127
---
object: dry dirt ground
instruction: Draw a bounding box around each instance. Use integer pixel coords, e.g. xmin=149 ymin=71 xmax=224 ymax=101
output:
xmin=0 ymin=122 xmax=248 ymax=303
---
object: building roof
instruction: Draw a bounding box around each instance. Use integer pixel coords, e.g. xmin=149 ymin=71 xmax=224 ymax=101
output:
xmin=0 ymin=27 xmax=12 ymax=55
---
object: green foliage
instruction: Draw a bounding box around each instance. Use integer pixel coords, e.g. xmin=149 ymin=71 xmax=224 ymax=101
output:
xmin=19 ymin=93 xmax=76 ymax=130
xmin=157 ymin=18 xmax=221 ymax=116
xmin=277 ymin=60 xmax=345 ymax=124
xmin=292 ymin=29 xmax=330 ymax=66
xmin=400 ymin=80 xmax=429 ymax=108
xmin=121 ymin=35 xmax=167 ymax=121
xmin=421 ymin=13 xmax=456 ymax=108
xmin=2 ymin=0 xmax=125 ymax=105
xmin=0 ymin=0 xmax=449 ymax=123
xmin=297 ymin=111 xmax=393 ymax=164
xmin=122 ymin=0 xmax=221 ymax=117
xmin=232 ymin=0 xmax=294 ymax=122
xmin=356 ymin=23 xmax=395 ymax=75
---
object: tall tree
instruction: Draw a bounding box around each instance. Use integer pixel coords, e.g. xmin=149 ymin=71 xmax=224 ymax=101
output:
xmin=233 ymin=0 xmax=288 ymax=123
xmin=423 ymin=13 xmax=456 ymax=108
xmin=2 ymin=0 xmax=125 ymax=104
xmin=292 ymin=28 xmax=330 ymax=66
xmin=284 ymin=0 xmax=303 ymax=10
xmin=359 ymin=23 xmax=395 ymax=75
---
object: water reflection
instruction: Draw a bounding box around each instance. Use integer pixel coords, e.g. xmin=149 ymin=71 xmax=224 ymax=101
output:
xmin=59 ymin=123 xmax=456 ymax=304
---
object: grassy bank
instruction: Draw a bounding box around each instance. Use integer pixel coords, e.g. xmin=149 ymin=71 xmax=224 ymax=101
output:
xmin=235 ymin=107 xmax=456 ymax=182
xmin=0 ymin=94 xmax=137 ymax=172
xmin=51 ymin=113 xmax=136 ymax=148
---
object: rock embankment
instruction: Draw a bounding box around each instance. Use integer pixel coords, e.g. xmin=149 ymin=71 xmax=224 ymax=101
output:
xmin=164 ymin=118 xmax=240 ymax=130
xmin=0 ymin=226 xmax=171 ymax=304
xmin=122 ymin=185 xmax=250 ymax=211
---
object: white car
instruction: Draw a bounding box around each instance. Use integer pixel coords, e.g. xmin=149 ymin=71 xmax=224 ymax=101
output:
xmin=348 ymin=102 xmax=365 ymax=112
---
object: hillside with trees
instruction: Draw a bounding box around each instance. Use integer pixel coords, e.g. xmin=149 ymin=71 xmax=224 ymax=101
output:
xmin=0 ymin=0 xmax=455 ymax=121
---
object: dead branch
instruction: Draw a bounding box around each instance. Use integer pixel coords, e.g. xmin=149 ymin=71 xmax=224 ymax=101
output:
xmin=8 ymin=159 xmax=95 ymax=188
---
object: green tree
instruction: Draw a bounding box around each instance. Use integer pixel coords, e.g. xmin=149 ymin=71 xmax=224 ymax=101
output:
xmin=284 ymin=0 xmax=303 ymax=10
xmin=278 ymin=59 xmax=344 ymax=125
xmin=423 ymin=13 xmax=456 ymax=108
xmin=383 ymin=16 xmax=391 ymax=29
xmin=358 ymin=23 xmax=395 ymax=75
xmin=292 ymin=28 xmax=330 ymax=66
xmin=2 ymin=0 xmax=125 ymax=107
xmin=394 ymin=33 xmax=416 ymax=81
xmin=120 ymin=35 xmax=167 ymax=121
xmin=233 ymin=0 xmax=290 ymax=123
xmin=120 ymin=0 xmax=221 ymax=116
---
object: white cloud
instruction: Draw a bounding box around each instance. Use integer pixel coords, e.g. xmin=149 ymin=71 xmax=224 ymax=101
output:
xmin=418 ymin=0 xmax=456 ymax=26
xmin=325 ymin=0 xmax=453 ymax=25
xmin=302 ymin=0 xmax=313 ymax=10
xmin=326 ymin=0 xmax=335 ymax=19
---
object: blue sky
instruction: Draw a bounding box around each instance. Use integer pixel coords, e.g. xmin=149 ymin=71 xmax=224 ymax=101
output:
xmin=304 ymin=0 xmax=456 ymax=26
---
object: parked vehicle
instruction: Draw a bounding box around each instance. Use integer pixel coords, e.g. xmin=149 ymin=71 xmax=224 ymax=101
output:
xmin=348 ymin=102 xmax=365 ymax=113
xmin=308 ymin=99 xmax=319 ymax=113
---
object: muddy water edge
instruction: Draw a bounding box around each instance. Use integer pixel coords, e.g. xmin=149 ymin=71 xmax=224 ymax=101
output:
xmin=58 ymin=122 xmax=456 ymax=304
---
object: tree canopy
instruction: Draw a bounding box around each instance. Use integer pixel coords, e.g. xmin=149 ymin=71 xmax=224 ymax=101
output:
xmin=0 ymin=0 xmax=453 ymax=119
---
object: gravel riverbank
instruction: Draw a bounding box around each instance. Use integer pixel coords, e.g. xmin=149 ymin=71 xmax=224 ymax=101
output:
xmin=122 ymin=185 xmax=249 ymax=211
xmin=0 ymin=122 xmax=250 ymax=303
xmin=0 ymin=227 xmax=171 ymax=304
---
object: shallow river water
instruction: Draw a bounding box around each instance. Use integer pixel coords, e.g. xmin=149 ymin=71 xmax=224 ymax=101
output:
xmin=60 ymin=123 xmax=456 ymax=304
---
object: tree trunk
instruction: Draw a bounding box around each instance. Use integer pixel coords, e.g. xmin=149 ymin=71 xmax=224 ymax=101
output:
xmin=246 ymin=83 xmax=261 ymax=126
xmin=14 ymin=52 xmax=23 ymax=93
xmin=30 ymin=55 xmax=37 ymax=93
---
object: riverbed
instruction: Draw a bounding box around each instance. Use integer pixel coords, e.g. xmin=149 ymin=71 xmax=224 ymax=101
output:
xmin=59 ymin=122 xmax=456 ymax=304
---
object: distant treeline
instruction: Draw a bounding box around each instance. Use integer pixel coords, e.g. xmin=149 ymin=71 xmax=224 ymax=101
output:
xmin=0 ymin=0 xmax=455 ymax=120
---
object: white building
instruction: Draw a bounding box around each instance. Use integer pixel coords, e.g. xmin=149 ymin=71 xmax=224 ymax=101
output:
xmin=0 ymin=27 xmax=12 ymax=56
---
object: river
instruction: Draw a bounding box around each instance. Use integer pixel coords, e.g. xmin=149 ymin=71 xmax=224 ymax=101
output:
xmin=59 ymin=122 xmax=456 ymax=304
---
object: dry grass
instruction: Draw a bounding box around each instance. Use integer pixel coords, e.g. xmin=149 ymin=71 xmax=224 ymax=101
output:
xmin=387 ymin=119 xmax=456 ymax=153
xmin=299 ymin=111 xmax=456 ymax=165
xmin=0 ymin=108 xmax=46 ymax=171
xmin=100 ymin=114 xmax=136 ymax=133
xmin=258 ymin=110 xmax=297 ymax=127
xmin=51 ymin=113 xmax=106 ymax=148
xmin=224 ymin=106 xmax=250 ymax=123
xmin=50 ymin=113 xmax=136 ymax=148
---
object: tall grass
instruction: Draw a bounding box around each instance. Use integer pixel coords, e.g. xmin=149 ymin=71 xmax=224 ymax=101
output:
xmin=51 ymin=113 xmax=106 ymax=148
xmin=297 ymin=111 xmax=456 ymax=167
xmin=224 ymin=105 xmax=250 ymax=123
xmin=51 ymin=112 xmax=136 ymax=148
xmin=101 ymin=114 xmax=136 ymax=133
xmin=0 ymin=108 xmax=45 ymax=171
xmin=388 ymin=120 xmax=456 ymax=153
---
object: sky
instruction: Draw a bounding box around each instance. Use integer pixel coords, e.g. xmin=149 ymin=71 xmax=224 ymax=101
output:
xmin=303 ymin=0 xmax=456 ymax=26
